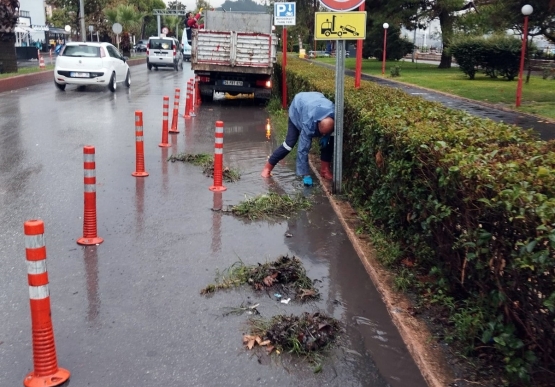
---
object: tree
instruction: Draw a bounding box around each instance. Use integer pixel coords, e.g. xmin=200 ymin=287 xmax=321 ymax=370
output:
xmin=104 ymin=4 xmax=144 ymax=55
xmin=363 ymin=24 xmax=414 ymax=61
xmin=0 ymin=0 xmax=19 ymax=73
xmin=366 ymin=0 xmax=471 ymax=68
xmin=462 ymin=0 xmax=555 ymax=44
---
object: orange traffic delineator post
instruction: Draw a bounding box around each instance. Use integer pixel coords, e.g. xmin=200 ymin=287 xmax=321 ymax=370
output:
xmin=77 ymin=146 xmax=104 ymax=245
xmin=189 ymin=78 xmax=196 ymax=117
xmin=195 ymin=75 xmax=201 ymax=107
xmin=184 ymin=81 xmax=193 ymax=119
xmin=132 ymin=110 xmax=149 ymax=177
xmin=159 ymin=96 xmax=171 ymax=148
xmin=170 ymin=88 xmax=180 ymax=133
xmin=209 ymin=121 xmax=227 ymax=192
xmin=23 ymin=220 xmax=71 ymax=387
xmin=38 ymin=51 xmax=45 ymax=69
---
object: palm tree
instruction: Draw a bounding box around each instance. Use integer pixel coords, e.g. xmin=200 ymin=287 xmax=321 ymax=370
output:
xmin=104 ymin=4 xmax=144 ymax=56
xmin=164 ymin=15 xmax=181 ymax=38
xmin=0 ymin=0 xmax=20 ymax=73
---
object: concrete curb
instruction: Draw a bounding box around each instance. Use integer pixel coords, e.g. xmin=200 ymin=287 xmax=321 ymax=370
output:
xmin=0 ymin=58 xmax=146 ymax=94
xmin=309 ymin=156 xmax=454 ymax=387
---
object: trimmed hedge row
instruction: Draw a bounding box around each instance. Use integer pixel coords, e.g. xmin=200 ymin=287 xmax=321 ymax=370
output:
xmin=273 ymin=57 xmax=555 ymax=384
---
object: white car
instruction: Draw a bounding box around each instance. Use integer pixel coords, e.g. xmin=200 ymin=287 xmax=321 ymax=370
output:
xmin=146 ymin=36 xmax=183 ymax=71
xmin=54 ymin=42 xmax=130 ymax=92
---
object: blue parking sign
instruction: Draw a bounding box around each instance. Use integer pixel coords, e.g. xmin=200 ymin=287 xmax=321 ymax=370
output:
xmin=274 ymin=2 xmax=296 ymax=26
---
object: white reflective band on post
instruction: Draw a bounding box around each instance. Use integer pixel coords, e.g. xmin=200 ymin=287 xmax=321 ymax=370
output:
xmin=29 ymin=285 xmax=49 ymax=300
xmin=27 ymin=260 xmax=47 ymax=275
xmin=135 ymin=116 xmax=140 ymax=122
xmin=84 ymin=169 xmax=96 ymax=178
xmin=215 ymin=128 xmax=223 ymax=134
xmin=84 ymin=184 xmax=96 ymax=192
xmin=136 ymin=126 xmax=143 ymax=131
xmin=136 ymin=136 xmax=144 ymax=141
xmin=282 ymin=141 xmax=292 ymax=151
xmin=25 ymin=234 xmax=45 ymax=249
xmin=215 ymin=138 xmax=223 ymax=144
xmin=84 ymin=154 xmax=95 ymax=162
xmin=215 ymin=148 xmax=223 ymax=154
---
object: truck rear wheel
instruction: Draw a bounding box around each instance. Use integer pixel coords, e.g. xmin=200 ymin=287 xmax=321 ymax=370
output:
xmin=200 ymin=91 xmax=214 ymax=103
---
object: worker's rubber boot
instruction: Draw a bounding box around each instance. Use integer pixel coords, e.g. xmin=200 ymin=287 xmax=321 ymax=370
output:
xmin=261 ymin=162 xmax=275 ymax=178
xmin=320 ymin=161 xmax=333 ymax=180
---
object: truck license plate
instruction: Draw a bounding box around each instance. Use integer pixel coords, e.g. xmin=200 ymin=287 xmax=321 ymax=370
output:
xmin=71 ymin=72 xmax=89 ymax=78
xmin=223 ymin=80 xmax=243 ymax=86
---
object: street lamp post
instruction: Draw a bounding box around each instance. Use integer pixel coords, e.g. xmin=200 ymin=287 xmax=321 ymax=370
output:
xmin=382 ymin=23 xmax=389 ymax=76
xmin=516 ymin=4 xmax=533 ymax=108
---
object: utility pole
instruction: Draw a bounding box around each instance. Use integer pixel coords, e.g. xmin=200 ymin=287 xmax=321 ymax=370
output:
xmin=79 ymin=0 xmax=86 ymax=42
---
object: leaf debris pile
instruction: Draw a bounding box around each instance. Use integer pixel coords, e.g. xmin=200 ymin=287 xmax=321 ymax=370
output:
xmin=168 ymin=152 xmax=240 ymax=182
xmin=229 ymin=193 xmax=311 ymax=220
xmin=246 ymin=312 xmax=341 ymax=356
xmin=200 ymin=256 xmax=319 ymax=302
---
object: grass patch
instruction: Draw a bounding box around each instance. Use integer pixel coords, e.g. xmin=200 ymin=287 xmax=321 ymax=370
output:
xmin=245 ymin=312 xmax=341 ymax=367
xmin=228 ymin=192 xmax=311 ymax=220
xmin=168 ymin=152 xmax=240 ymax=182
xmin=200 ymin=255 xmax=320 ymax=301
xmin=0 ymin=65 xmax=54 ymax=79
xmin=316 ymin=57 xmax=555 ymax=120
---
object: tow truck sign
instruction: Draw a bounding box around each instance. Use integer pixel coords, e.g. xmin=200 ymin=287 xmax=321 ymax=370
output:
xmin=314 ymin=12 xmax=366 ymax=40
xmin=274 ymin=2 xmax=296 ymax=26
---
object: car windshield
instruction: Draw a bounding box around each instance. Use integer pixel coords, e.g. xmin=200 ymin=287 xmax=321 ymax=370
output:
xmin=149 ymin=39 xmax=173 ymax=50
xmin=62 ymin=45 xmax=100 ymax=57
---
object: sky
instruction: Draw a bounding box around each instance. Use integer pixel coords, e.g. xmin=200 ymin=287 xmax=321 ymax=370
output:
xmin=164 ymin=0 xmax=226 ymax=12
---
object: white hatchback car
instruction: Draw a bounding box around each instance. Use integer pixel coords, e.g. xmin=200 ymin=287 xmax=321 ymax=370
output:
xmin=54 ymin=42 xmax=130 ymax=92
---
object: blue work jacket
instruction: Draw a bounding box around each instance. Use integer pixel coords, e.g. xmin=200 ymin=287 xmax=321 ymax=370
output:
xmin=288 ymin=92 xmax=335 ymax=176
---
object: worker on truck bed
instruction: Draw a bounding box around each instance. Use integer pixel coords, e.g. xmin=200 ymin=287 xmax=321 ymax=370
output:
xmin=186 ymin=9 xmax=204 ymax=32
xmin=261 ymin=92 xmax=335 ymax=186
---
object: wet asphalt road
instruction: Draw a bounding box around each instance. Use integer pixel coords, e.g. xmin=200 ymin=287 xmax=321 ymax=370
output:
xmin=0 ymin=64 xmax=428 ymax=386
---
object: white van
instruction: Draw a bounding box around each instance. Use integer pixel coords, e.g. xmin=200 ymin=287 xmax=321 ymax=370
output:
xmin=181 ymin=30 xmax=192 ymax=62
xmin=146 ymin=36 xmax=183 ymax=71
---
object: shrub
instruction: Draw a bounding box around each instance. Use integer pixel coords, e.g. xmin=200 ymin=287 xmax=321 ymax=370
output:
xmin=273 ymin=57 xmax=555 ymax=384
xmin=449 ymin=35 xmax=523 ymax=80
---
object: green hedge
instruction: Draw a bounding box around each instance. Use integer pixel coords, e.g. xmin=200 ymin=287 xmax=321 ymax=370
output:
xmin=449 ymin=36 xmax=523 ymax=80
xmin=273 ymin=57 xmax=555 ymax=384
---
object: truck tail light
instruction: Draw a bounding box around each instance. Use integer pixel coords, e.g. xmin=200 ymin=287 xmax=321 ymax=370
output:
xmin=146 ymin=43 xmax=149 ymax=55
xmin=256 ymin=79 xmax=272 ymax=88
xmin=199 ymin=76 xmax=210 ymax=83
xmin=173 ymin=45 xmax=176 ymax=56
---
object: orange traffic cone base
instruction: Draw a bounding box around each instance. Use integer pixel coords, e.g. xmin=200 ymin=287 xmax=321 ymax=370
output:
xmin=77 ymin=237 xmax=103 ymax=245
xmin=158 ymin=143 xmax=171 ymax=148
xmin=24 ymin=367 xmax=70 ymax=387
xmin=209 ymin=185 xmax=227 ymax=192
xmin=131 ymin=171 xmax=149 ymax=177
xmin=169 ymin=129 xmax=179 ymax=133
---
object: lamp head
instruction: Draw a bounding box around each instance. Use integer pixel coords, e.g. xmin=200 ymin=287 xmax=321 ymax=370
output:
xmin=521 ymin=4 xmax=533 ymax=16
xmin=383 ymin=23 xmax=389 ymax=29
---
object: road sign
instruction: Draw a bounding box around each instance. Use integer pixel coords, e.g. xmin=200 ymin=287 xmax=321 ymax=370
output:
xmin=112 ymin=23 xmax=122 ymax=34
xmin=162 ymin=27 xmax=169 ymax=34
xmin=274 ymin=2 xmax=296 ymax=26
xmin=314 ymin=12 xmax=366 ymax=40
xmin=319 ymin=0 xmax=364 ymax=12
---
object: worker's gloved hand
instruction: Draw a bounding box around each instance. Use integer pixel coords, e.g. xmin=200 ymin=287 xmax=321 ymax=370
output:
xmin=199 ymin=7 xmax=203 ymax=14
xmin=303 ymin=176 xmax=313 ymax=187
xmin=319 ymin=135 xmax=330 ymax=148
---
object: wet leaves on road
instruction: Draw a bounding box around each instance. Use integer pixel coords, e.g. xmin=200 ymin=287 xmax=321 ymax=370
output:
xmin=227 ymin=192 xmax=311 ymax=220
xmin=246 ymin=312 xmax=341 ymax=362
xmin=167 ymin=152 xmax=240 ymax=182
xmin=200 ymin=255 xmax=320 ymax=302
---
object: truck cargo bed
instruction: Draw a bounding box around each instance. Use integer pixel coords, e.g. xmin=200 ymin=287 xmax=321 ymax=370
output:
xmin=192 ymin=30 xmax=274 ymax=74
